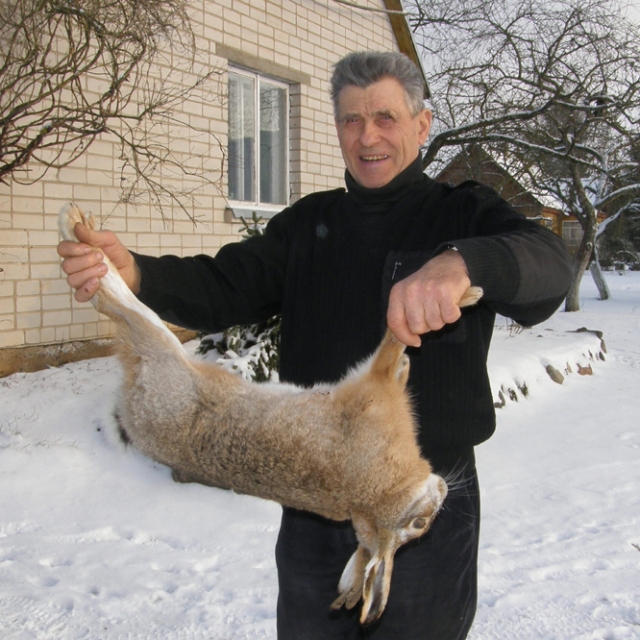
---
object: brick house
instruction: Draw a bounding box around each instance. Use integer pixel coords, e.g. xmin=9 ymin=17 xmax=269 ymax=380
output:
xmin=0 ymin=0 xmax=424 ymax=376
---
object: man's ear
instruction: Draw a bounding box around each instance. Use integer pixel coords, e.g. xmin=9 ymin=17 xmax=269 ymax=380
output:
xmin=417 ymin=109 xmax=432 ymax=146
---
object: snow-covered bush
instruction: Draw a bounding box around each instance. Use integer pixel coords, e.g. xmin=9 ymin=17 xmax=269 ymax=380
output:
xmin=598 ymin=206 xmax=640 ymax=271
xmin=196 ymin=214 xmax=281 ymax=382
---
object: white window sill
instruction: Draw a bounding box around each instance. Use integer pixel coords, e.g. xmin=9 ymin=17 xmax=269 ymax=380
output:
xmin=224 ymin=204 xmax=286 ymax=222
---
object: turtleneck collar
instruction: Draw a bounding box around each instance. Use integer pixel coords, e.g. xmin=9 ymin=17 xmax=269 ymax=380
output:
xmin=344 ymin=154 xmax=426 ymax=207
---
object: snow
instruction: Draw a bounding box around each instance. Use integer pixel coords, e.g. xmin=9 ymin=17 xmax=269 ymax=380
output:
xmin=1 ymin=271 xmax=639 ymax=639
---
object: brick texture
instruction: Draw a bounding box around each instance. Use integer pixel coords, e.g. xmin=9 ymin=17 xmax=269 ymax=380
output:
xmin=0 ymin=0 xmax=398 ymax=372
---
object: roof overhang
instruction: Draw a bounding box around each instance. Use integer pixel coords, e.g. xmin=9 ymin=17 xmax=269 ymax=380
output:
xmin=382 ymin=0 xmax=430 ymax=99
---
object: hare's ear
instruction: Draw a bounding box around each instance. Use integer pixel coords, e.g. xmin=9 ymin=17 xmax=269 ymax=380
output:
xmin=359 ymin=529 xmax=398 ymax=625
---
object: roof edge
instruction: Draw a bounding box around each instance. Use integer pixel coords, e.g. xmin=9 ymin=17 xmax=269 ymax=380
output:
xmin=382 ymin=0 xmax=430 ymax=99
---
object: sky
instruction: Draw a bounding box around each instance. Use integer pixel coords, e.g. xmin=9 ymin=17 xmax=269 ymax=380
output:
xmin=626 ymin=0 xmax=640 ymax=22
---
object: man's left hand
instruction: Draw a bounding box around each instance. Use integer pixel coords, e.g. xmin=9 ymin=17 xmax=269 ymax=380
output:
xmin=387 ymin=249 xmax=472 ymax=347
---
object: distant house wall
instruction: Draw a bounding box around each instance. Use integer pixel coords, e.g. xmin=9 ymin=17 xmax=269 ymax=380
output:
xmin=1 ymin=0 xmax=402 ymax=376
xmin=434 ymin=149 xmax=602 ymax=255
xmin=435 ymin=146 xmax=546 ymax=220
xmin=542 ymin=207 xmax=564 ymax=236
xmin=561 ymin=220 xmax=584 ymax=251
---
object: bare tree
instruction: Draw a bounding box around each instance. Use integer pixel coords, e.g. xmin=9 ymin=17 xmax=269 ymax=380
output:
xmin=513 ymin=110 xmax=640 ymax=308
xmin=0 ymin=0 xmax=225 ymax=220
xmin=410 ymin=0 xmax=640 ymax=310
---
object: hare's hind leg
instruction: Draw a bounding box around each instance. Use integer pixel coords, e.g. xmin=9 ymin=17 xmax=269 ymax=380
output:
xmin=58 ymin=203 xmax=183 ymax=348
xmin=460 ymin=285 xmax=483 ymax=307
xmin=58 ymin=203 xmax=197 ymax=456
xmin=58 ymin=202 xmax=96 ymax=241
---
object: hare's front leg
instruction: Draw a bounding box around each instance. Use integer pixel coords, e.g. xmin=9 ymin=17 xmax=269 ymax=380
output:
xmin=331 ymin=544 xmax=371 ymax=611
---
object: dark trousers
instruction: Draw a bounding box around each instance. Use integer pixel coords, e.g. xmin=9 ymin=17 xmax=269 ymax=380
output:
xmin=275 ymin=463 xmax=480 ymax=640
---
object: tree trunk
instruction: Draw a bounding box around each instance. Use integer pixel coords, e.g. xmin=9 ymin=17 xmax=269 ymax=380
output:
xmin=565 ymin=217 xmax=599 ymax=312
xmin=565 ymin=169 xmax=602 ymax=312
xmin=564 ymin=247 xmax=592 ymax=312
xmin=590 ymin=246 xmax=611 ymax=300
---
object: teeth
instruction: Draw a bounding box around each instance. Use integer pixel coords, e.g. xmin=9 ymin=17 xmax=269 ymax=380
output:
xmin=362 ymin=155 xmax=388 ymax=161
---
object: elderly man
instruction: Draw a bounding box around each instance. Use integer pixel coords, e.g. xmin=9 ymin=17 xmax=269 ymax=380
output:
xmin=59 ymin=51 xmax=572 ymax=639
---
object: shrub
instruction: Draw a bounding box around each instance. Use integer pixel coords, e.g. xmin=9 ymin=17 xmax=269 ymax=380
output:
xmin=196 ymin=213 xmax=282 ymax=382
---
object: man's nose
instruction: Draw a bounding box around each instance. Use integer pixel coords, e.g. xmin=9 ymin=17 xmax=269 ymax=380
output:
xmin=359 ymin=120 xmax=380 ymax=147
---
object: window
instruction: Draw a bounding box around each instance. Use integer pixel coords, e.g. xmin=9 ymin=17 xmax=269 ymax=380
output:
xmin=228 ymin=69 xmax=289 ymax=214
xmin=562 ymin=220 xmax=583 ymax=248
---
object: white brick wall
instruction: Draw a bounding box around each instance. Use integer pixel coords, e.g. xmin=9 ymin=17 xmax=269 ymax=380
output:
xmin=0 ymin=0 xmax=397 ymax=353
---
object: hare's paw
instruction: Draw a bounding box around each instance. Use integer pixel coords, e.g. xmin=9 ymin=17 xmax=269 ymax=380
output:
xmin=330 ymin=547 xmax=367 ymax=611
xmin=58 ymin=203 xmax=96 ymax=242
xmin=331 ymin=584 xmax=363 ymax=612
xmin=460 ymin=285 xmax=483 ymax=308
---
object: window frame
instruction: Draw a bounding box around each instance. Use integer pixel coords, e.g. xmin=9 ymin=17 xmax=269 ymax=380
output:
xmin=562 ymin=220 xmax=584 ymax=248
xmin=227 ymin=67 xmax=290 ymax=219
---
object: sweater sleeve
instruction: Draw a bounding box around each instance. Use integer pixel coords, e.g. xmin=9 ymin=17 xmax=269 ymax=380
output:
xmin=134 ymin=206 xmax=297 ymax=332
xmin=438 ymin=183 xmax=573 ymax=326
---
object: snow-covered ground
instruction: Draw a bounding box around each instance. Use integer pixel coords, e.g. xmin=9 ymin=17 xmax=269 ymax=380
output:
xmin=1 ymin=270 xmax=639 ymax=639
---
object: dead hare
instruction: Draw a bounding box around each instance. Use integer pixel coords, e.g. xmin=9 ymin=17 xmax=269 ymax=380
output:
xmin=58 ymin=203 xmax=483 ymax=625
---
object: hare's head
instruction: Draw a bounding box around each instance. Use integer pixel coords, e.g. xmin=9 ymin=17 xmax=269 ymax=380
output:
xmin=334 ymin=471 xmax=448 ymax=624
xmin=330 ymin=330 xmax=451 ymax=623
xmin=360 ymin=472 xmax=447 ymax=624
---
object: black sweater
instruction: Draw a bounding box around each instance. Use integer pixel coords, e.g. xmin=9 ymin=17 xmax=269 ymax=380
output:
xmin=135 ymin=158 xmax=572 ymax=466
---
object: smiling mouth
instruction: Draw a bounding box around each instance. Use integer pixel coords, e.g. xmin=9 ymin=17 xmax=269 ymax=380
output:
xmin=361 ymin=155 xmax=389 ymax=162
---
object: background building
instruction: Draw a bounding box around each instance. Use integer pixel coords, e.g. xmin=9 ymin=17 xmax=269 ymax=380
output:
xmin=0 ymin=0 xmax=422 ymax=376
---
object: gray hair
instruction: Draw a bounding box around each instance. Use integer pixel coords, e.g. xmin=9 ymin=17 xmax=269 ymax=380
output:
xmin=330 ymin=51 xmax=426 ymax=120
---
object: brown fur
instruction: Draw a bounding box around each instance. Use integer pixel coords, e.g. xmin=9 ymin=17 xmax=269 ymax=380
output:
xmin=58 ymin=203 xmax=483 ymax=624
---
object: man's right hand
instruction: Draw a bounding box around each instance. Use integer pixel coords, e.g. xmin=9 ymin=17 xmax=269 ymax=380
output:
xmin=57 ymin=223 xmax=141 ymax=302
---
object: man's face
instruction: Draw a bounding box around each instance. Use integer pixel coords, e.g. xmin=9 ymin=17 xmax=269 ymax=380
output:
xmin=335 ymin=77 xmax=432 ymax=189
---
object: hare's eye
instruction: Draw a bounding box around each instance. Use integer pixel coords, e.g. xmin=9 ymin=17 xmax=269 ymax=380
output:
xmin=411 ymin=517 xmax=427 ymax=529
